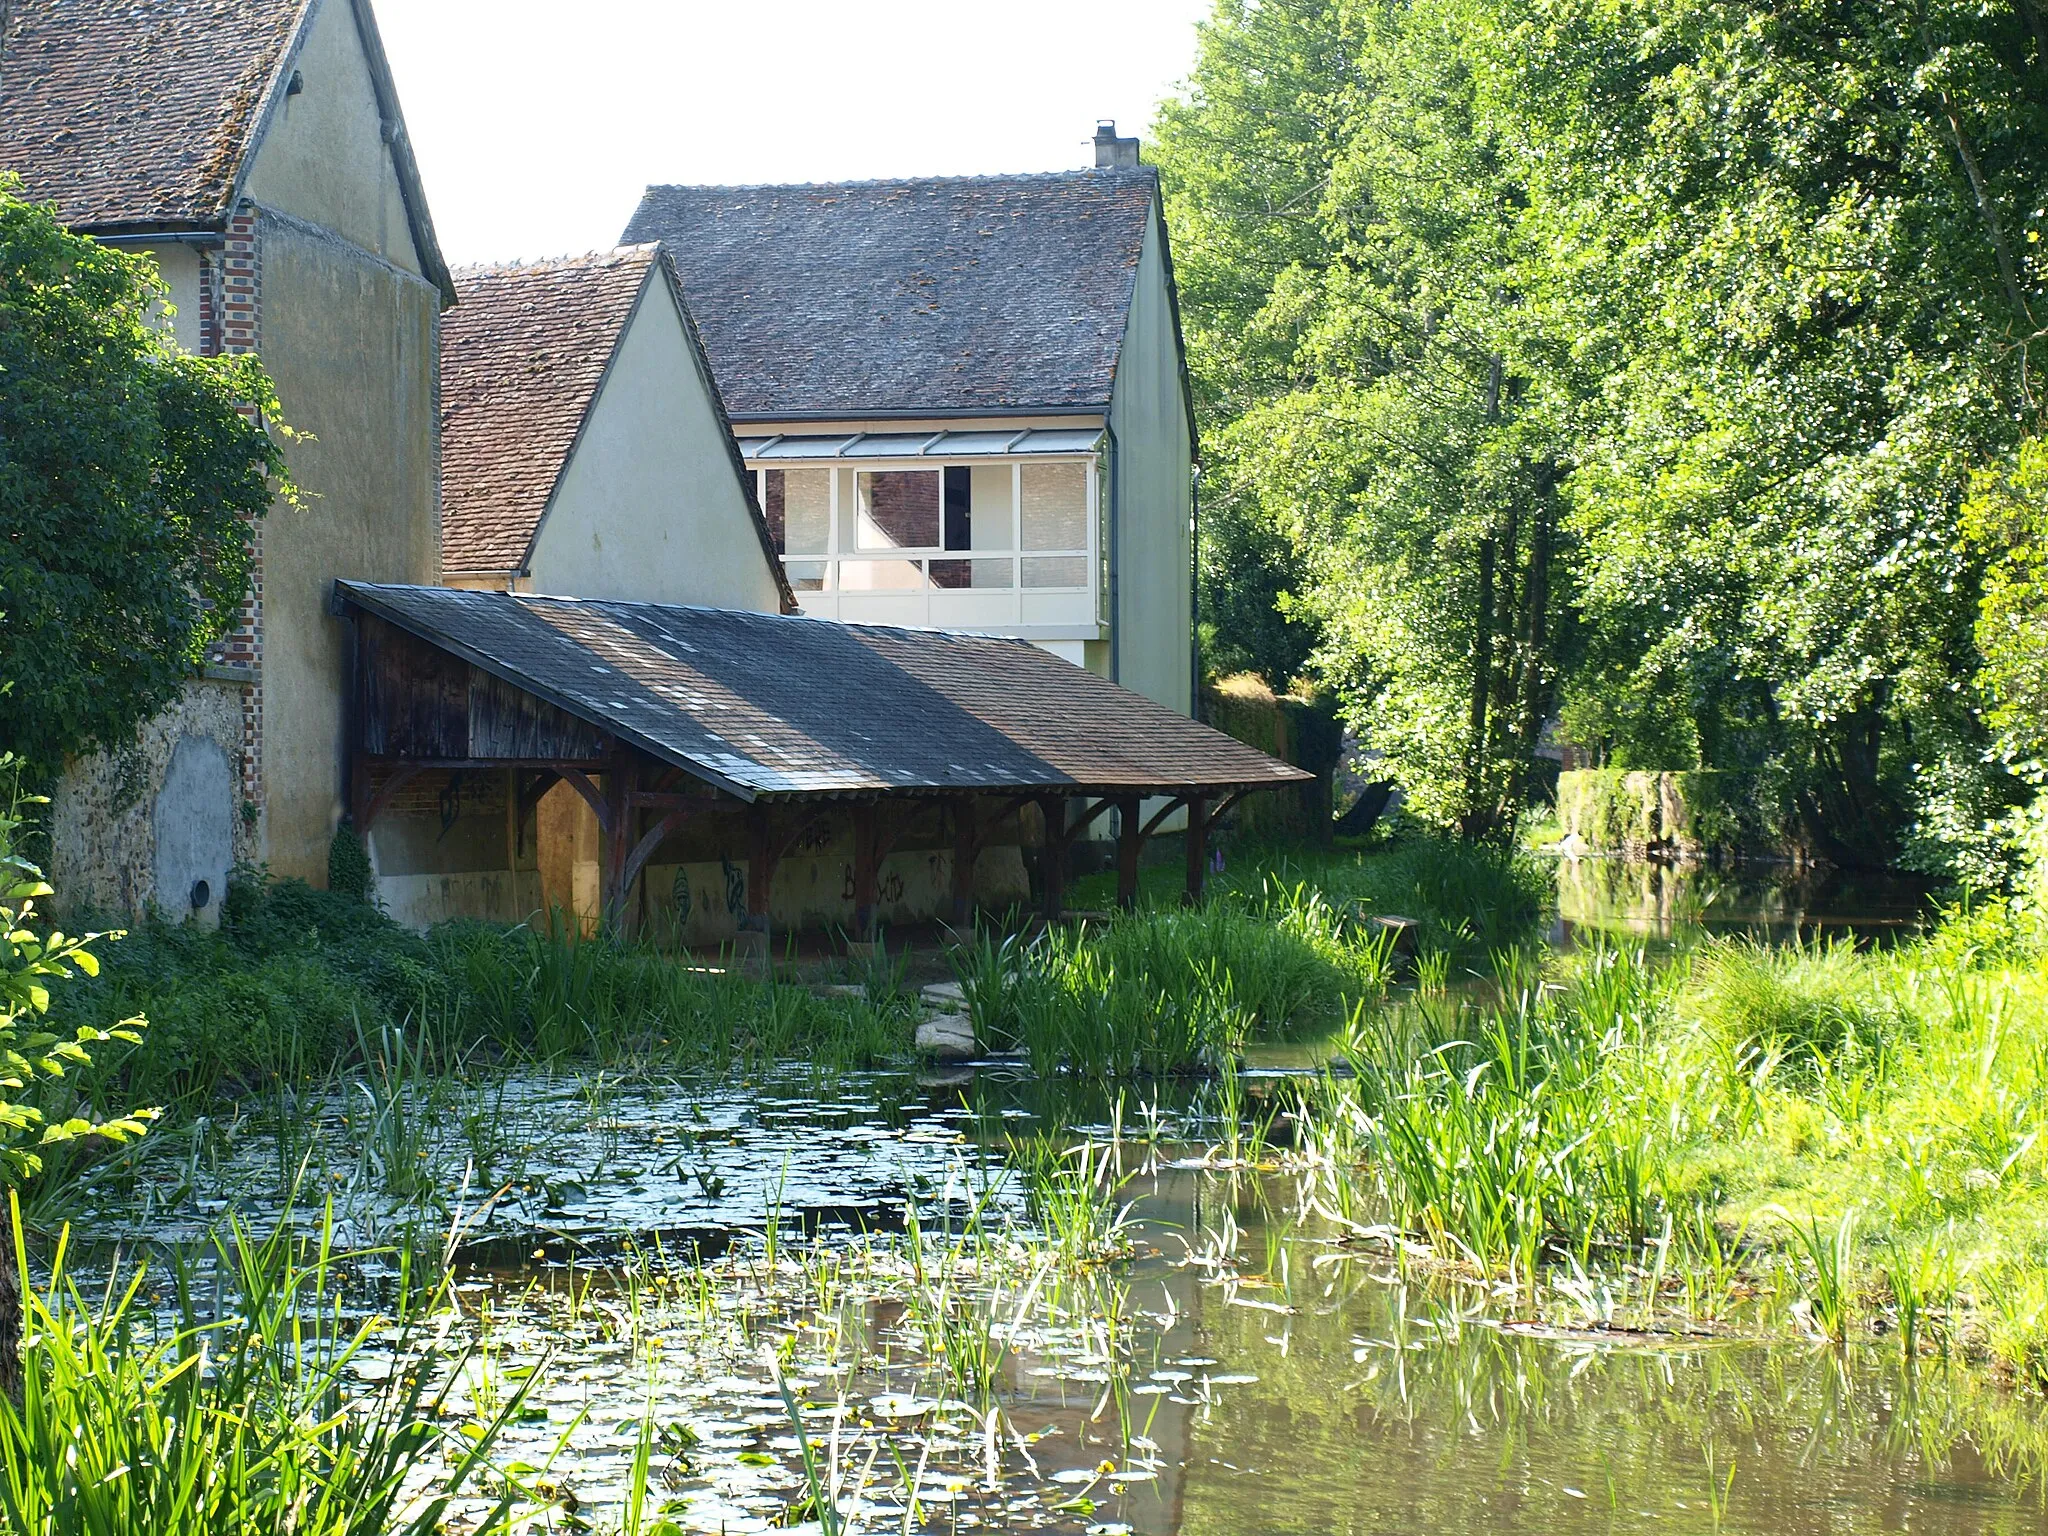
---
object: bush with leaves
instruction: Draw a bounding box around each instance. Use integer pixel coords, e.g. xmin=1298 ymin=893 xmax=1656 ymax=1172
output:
xmin=0 ymin=772 xmax=154 ymax=1393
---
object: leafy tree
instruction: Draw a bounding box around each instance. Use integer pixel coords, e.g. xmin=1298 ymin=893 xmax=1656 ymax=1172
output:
xmin=1154 ymin=0 xmax=1365 ymax=689
xmin=1965 ymin=434 xmax=2048 ymax=773
xmin=0 ymin=778 xmax=152 ymax=1396
xmin=0 ymin=178 xmax=287 ymax=782
xmin=1513 ymin=0 xmax=2047 ymax=870
xmin=1158 ymin=0 xmax=2048 ymax=869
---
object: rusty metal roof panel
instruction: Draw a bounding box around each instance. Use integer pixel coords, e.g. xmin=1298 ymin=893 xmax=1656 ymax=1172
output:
xmin=336 ymin=581 xmax=1309 ymax=800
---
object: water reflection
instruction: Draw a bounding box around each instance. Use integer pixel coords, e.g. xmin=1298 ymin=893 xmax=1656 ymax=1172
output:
xmin=1552 ymin=858 xmax=1939 ymax=946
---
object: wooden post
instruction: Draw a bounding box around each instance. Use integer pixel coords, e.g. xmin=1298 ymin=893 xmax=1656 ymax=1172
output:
xmin=1038 ymin=794 xmax=1067 ymax=922
xmin=743 ymin=801 xmax=774 ymax=977
xmin=950 ymin=798 xmax=978 ymax=927
xmin=850 ymin=801 xmax=880 ymax=943
xmin=1115 ymin=796 xmax=1142 ymax=910
xmin=602 ymin=744 xmax=632 ymax=935
xmin=1184 ymin=795 xmax=1209 ymax=906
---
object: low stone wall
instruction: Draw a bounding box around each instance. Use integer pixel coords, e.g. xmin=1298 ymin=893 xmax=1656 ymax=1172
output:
xmin=48 ymin=677 xmax=257 ymax=924
xmin=1557 ymin=768 xmax=1788 ymax=862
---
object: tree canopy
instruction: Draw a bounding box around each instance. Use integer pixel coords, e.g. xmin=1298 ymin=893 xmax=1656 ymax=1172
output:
xmin=1157 ymin=0 xmax=2048 ymax=875
xmin=0 ymin=179 xmax=286 ymax=782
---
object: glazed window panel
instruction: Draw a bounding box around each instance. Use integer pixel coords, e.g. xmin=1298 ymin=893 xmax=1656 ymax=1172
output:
xmin=856 ymin=470 xmax=941 ymax=550
xmin=1022 ymin=555 xmax=1088 ymax=589
xmin=763 ymin=468 xmax=829 ymax=556
xmin=1020 ymin=462 xmax=1087 ymax=551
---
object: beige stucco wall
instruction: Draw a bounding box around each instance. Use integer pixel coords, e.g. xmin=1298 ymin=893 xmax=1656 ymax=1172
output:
xmin=525 ymin=280 xmax=783 ymax=610
xmin=239 ymin=0 xmax=421 ymax=275
xmin=48 ymin=678 xmax=256 ymax=921
xmin=255 ymin=212 xmax=440 ymax=882
xmin=139 ymin=241 xmax=206 ymax=353
xmin=1108 ymin=201 xmax=1195 ymax=718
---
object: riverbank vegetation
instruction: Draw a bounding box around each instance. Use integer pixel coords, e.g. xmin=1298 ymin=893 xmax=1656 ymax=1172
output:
xmin=1305 ymin=894 xmax=2048 ymax=1385
xmin=1159 ymin=0 xmax=2048 ymax=882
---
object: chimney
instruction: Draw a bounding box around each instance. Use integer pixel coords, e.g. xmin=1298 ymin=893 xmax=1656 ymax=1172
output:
xmin=1093 ymin=119 xmax=1141 ymax=169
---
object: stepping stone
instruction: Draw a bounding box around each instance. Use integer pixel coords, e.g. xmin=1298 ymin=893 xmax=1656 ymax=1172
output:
xmin=920 ymin=980 xmax=966 ymax=1006
xmin=915 ymin=1011 xmax=977 ymax=1062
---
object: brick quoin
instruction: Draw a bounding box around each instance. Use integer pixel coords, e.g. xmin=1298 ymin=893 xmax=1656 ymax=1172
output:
xmin=217 ymin=204 xmax=264 ymax=816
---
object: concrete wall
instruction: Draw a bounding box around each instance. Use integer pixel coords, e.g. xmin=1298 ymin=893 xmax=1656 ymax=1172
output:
xmin=527 ymin=279 xmax=783 ymax=610
xmin=238 ymin=0 xmax=421 ymax=275
xmin=256 ymin=214 xmax=440 ymax=882
xmin=1108 ymin=199 xmax=1194 ymax=718
xmin=48 ymin=679 xmax=255 ymax=922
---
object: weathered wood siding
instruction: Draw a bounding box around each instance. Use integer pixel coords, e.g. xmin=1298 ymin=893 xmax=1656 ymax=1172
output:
xmin=359 ymin=616 xmax=607 ymax=761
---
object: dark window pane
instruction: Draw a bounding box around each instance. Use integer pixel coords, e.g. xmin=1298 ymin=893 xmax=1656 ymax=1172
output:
xmin=943 ymin=465 xmax=972 ymax=550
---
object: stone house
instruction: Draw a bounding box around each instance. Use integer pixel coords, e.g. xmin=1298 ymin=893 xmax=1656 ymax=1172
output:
xmin=1 ymin=0 xmax=450 ymax=918
xmin=368 ymin=242 xmax=796 ymax=926
xmin=621 ymin=121 xmax=1200 ymax=719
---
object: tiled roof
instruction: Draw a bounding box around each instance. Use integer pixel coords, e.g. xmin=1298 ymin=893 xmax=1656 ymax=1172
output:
xmin=621 ymin=170 xmax=1159 ymax=419
xmin=337 ymin=581 xmax=1308 ymax=799
xmin=0 ymin=0 xmax=307 ymax=228
xmin=439 ymin=247 xmax=663 ymax=572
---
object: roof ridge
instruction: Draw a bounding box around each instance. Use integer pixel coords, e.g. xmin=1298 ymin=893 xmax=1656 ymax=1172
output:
xmin=452 ymin=243 xmax=661 ymax=279
xmin=640 ymin=167 xmax=1155 ymax=197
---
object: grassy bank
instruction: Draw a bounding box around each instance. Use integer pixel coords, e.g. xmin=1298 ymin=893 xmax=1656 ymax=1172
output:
xmin=44 ymin=833 xmax=1541 ymax=1103
xmin=1304 ymin=900 xmax=2048 ymax=1384
xmin=47 ymin=877 xmax=917 ymax=1110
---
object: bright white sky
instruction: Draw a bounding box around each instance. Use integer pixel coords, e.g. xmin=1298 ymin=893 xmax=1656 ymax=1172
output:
xmin=373 ymin=0 xmax=1213 ymax=267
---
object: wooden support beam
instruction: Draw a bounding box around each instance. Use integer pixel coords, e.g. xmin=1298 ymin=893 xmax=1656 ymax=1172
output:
xmin=359 ymin=762 xmax=423 ymax=833
xmin=620 ymin=808 xmax=692 ymax=914
xmin=1115 ymin=795 xmax=1142 ymax=910
xmin=601 ymin=745 xmax=633 ymax=934
xmin=951 ymin=798 xmax=979 ymax=926
xmin=557 ymin=766 xmax=612 ymax=835
xmin=1185 ymin=795 xmax=1210 ymax=906
xmin=1037 ymin=794 xmax=1067 ymax=921
xmin=850 ymin=802 xmax=880 ymax=942
xmin=742 ymin=801 xmax=777 ymax=976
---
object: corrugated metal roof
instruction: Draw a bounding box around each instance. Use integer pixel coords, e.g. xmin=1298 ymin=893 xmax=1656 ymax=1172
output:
xmin=737 ymin=428 xmax=1102 ymax=461
xmin=337 ymin=582 xmax=1308 ymax=802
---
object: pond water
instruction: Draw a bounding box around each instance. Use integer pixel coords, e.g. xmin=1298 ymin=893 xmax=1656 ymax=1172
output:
xmin=54 ymin=859 xmax=2048 ymax=1534
xmin=68 ymin=1057 xmax=2048 ymax=1535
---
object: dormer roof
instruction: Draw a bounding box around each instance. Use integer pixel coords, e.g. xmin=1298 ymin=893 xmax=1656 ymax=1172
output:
xmin=621 ymin=169 xmax=1160 ymax=421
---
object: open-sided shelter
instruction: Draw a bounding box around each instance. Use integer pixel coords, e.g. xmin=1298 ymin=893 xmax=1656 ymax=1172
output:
xmin=334 ymin=582 xmax=1306 ymax=945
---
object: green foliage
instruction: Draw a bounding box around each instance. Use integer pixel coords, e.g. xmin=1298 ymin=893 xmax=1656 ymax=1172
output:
xmin=0 ymin=180 xmax=290 ymax=779
xmin=1156 ymin=0 xmax=2048 ymax=870
xmin=0 ymin=780 xmax=152 ymax=1186
xmin=327 ymin=822 xmax=375 ymax=904
xmin=0 ymin=1209 xmax=531 ymax=1535
xmin=1306 ymin=901 xmax=2048 ymax=1381
xmin=53 ymin=876 xmax=915 ymax=1105
xmin=1964 ymin=433 xmax=2048 ymax=775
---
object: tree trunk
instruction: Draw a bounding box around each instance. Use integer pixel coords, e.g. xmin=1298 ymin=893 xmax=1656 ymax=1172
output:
xmin=1463 ymin=533 xmax=1497 ymax=837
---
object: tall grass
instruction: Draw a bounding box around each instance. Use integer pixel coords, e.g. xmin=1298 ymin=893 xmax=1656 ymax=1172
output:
xmin=1305 ymin=912 xmax=2048 ymax=1383
xmin=49 ymin=880 xmax=914 ymax=1108
xmin=0 ymin=1202 xmax=533 ymax=1535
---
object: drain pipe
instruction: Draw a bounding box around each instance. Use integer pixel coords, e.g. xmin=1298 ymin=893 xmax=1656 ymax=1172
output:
xmin=1106 ymin=422 xmax=1121 ymax=685
xmin=1189 ymin=462 xmax=1201 ymax=719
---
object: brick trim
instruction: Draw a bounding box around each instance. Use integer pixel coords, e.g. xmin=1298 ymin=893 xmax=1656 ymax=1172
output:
xmin=218 ymin=204 xmax=265 ymax=813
